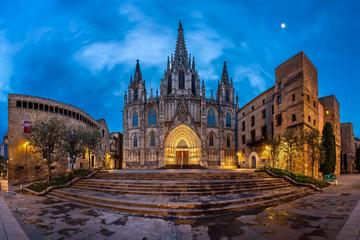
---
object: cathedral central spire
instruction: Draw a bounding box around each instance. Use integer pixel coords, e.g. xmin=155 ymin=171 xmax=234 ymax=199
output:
xmin=133 ymin=59 xmax=142 ymax=83
xmin=173 ymin=21 xmax=188 ymax=69
xmin=221 ymin=61 xmax=229 ymax=84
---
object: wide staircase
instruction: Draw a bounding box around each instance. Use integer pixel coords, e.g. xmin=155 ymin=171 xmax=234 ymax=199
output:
xmin=49 ymin=170 xmax=313 ymax=218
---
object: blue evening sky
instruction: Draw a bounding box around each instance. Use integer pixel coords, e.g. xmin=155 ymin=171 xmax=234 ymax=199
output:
xmin=0 ymin=0 xmax=359 ymax=139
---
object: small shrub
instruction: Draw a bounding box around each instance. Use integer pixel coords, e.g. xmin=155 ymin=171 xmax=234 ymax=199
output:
xmin=265 ymin=167 xmax=328 ymax=188
xmin=26 ymin=168 xmax=92 ymax=192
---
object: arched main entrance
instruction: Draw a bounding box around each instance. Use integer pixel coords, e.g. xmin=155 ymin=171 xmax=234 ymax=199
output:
xmin=164 ymin=124 xmax=201 ymax=167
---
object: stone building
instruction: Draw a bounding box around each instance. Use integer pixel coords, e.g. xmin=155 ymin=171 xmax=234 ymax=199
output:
xmin=123 ymin=22 xmax=237 ymax=168
xmin=341 ymin=123 xmax=355 ymax=173
xmin=108 ymin=132 xmax=123 ymax=169
xmin=7 ymin=94 xmax=112 ymax=184
xmin=237 ymin=52 xmax=341 ymax=177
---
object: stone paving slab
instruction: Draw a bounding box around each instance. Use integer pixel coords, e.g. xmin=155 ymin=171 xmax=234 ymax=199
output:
xmin=336 ymin=199 xmax=360 ymax=240
xmin=0 ymin=193 xmax=29 ymax=240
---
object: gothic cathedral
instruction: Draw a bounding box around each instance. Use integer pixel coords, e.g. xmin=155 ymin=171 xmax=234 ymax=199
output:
xmin=123 ymin=22 xmax=238 ymax=168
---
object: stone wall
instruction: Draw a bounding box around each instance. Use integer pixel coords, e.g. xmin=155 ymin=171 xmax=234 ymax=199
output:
xmin=7 ymin=94 xmax=104 ymax=184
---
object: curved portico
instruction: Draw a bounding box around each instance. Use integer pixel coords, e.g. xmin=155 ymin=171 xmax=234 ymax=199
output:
xmin=164 ymin=124 xmax=201 ymax=167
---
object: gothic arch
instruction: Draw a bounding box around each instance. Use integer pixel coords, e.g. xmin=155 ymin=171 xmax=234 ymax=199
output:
xmin=164 ymin=124 xmax=201 ymax=166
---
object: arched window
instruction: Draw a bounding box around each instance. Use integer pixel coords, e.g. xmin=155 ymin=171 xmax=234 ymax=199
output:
xmin=191 ymin=74 xmax=196 ymax=95
xmin=209 ymin=134 xmax=214 ymax=146
xmin=133 ymin=135 xmax=138 ymax=147
xmin=150 ymin=132 xmax=156 ymax=146
xmin=226 ymin=112 xmax=232 ymax=128
xmin=226 ymin=136 xmax=231 ymax=148
xmin=225 ymin=89 xmax=230 ymax=102
xmin=134 ymin=88 xmax=138 ymax=101
xmin=132 ymin=111 xmax=139 ymax=127
xmin=292 ymin=114 xmax=297 ymax=122
xmin=179 ymin=71 xmax=185 ymax=89
xmin=207 ymin=108 xmax=216 ymax=127
xmin=147 ymin=107 xmax=157 ymax=126
xmin=167 ymin=74 xmax=172 ymax=94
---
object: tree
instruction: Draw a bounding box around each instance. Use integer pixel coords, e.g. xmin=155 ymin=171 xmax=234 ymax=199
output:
xmin=27 ymin=118 xmax=65 ymax=182
xmin=82 ymin=129 xmax=100 ymax=169
xmin=320 ymin=122 xmax=336 ymax=175
xmin=269 ymin=136 xmax=282 ymax=168
xmin=355 ymin=147 xmax=360 ymax=173
xmin=304 ymin=129 xmax=322 ymax=178
xmin=281 ymin=128 xmax=303 ymax=171
xmin=0 ymin=155 xmax=5 ymax=175
xmin=62 ymin=126 xmax=85 ymax=171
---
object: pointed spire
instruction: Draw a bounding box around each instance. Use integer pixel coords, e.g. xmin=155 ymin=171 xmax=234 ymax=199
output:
xmin=174 ymin=20 xmax=188 ymax=69
xmin=221 ymin=61 xmax=229 ymax=84
xmin=150 ymin=88 xmax=153 ymax=97
xmin=156 ymin=89 xmax=159 ymax=98
xmin=211 ymin=90 xmax=214 ymax=99
xmin=192 ymin=57 xmax=195 ymax=71
xmin=236 ymin=93 xmax=239 ymax=107
xmin=130 ymin=74 xmax=133 ymax=84
xmin=133 ymin=59 xmax=142 ymax=83
xmin=230 ymin=77 xmax=233 ymax=85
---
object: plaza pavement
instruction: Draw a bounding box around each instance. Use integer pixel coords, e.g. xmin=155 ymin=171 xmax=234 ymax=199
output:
xmin=1 ymin=174 xmax=360 ymax=240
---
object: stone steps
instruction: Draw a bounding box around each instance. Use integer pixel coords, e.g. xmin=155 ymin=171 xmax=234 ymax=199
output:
xmin=48 ymin=170 xmax=314 ymax=218
xmin=49 ymin=187 xmax=312 ymax=218
xmin=93 ymin=172 xmax=268 ymax=181
xmin=71 ymin=180 xmax=293 ymax=196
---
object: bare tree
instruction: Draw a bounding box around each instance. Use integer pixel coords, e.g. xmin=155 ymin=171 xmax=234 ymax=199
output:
xmin=82 ymin=129 xmax=100 ymax=169
xmin=62 ymin=126 xmax=85 ymax=172
xmin=281 ymin=128 xmax=304 ymax=171
xmin=269 ymin=136 xmax=282 ymax=168
xmin=27 ymin=118 xmax=64 ymax=182
xmin=304 ymin=129 xmax=322 ymax=178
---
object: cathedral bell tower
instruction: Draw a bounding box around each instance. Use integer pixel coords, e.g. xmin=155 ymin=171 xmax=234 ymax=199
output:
xmin=162 ymin=21 xmax=200 ymax=97
xmin=128 ymin=59 xmax=146 ymax=103
xmin=217 ymin=61 xmax=235 ymax=105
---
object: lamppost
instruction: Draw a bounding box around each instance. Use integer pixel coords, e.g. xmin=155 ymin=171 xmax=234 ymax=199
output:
xmin=25 ymin=141 xmax=29 ymax=161
xmin=265 ymin=145 xmax=270 ymax=167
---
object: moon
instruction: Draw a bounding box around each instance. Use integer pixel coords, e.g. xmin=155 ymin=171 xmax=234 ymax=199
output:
xmin=280 ymin=23 xmax=286 ymax=29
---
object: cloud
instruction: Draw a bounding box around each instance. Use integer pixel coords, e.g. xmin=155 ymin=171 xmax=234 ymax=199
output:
xmin=0 ymin=32 xmax=16 ymax=102
xmin=75 ymin=5 xmax=173 ymax=73
xmin=235 ymin=64 xmax=271 ymax=94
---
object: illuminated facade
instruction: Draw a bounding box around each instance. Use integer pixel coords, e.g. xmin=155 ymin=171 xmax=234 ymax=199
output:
xmin=123 ymin=22 xmax=237 ymax=168
xmin=7 ymin=94 xmax=113 ymax=184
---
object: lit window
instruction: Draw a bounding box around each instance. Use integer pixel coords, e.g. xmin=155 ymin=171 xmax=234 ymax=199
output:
xmin=326 ymin=110 xmax=330 ymax=115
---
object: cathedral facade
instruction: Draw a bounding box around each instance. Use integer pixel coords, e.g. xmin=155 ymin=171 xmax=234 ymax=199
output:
xmin=123 ymin=22 xmax=238 ymax=168
xmin=123 ymin=22 xmax=341 ymax=175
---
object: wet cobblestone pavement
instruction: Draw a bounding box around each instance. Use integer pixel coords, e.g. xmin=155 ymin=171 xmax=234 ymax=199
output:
xmin=3 ymin=175 xmax=360 ymax=240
